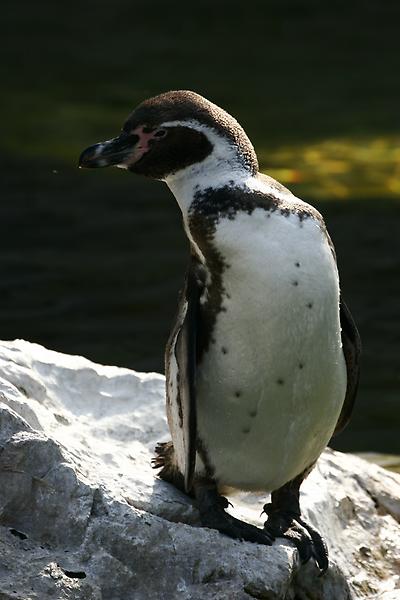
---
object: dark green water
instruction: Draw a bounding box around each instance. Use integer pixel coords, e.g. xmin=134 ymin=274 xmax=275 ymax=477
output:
xmin=1 ymin=0 xmax=399 ymax=454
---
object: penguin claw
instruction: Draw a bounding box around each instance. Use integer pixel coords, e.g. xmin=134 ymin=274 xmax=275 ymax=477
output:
xmin=263 ymin=510 xmax=328 ymax=572
xmin=296 ymin=516 xmax=329 ymax=572
xmin=280 ymin=523 xmax=313 ymax=564
xmin=217 ymin=495 xmax=233 ymax=509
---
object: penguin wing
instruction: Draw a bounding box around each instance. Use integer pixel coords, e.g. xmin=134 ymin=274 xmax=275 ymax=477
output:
xmin=323 ymin=229 xmax=361 ymax=437
xmin=165 ymin=257 xmax=202 ymax=492
xmin=333 ymin=299 xmax=362 ymax=436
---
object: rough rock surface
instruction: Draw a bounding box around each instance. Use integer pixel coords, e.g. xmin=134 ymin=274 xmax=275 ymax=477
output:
xmin=0 ymin=340 xmax=399 ymax=600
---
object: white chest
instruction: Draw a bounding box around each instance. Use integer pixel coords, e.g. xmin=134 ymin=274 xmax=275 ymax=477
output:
xmin=195 ymin=209 xmax=347 ymax=491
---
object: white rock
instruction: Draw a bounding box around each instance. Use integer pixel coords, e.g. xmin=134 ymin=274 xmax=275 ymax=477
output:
xmin=0 ymin=339 xmax=398 ymax=599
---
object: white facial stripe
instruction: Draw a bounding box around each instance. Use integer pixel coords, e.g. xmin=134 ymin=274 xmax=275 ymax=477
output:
xmin=159 ymin=119 xmax=206 ymax=130
xmin=160 ymin=119 xmax=235 ymax=153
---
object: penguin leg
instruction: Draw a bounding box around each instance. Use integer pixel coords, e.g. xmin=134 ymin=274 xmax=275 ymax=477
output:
xmin=194 ymin=479 xmax=274 ymax=545
xmin=263 ymin=471 xmax=329 ymax=572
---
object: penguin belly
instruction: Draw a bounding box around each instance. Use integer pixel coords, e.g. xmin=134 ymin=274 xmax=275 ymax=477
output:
xmin=195 ymin=208 xmax=347 ymax=491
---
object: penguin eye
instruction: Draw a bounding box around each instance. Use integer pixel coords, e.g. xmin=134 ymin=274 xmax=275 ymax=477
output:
xmin=154 ymin=129 xmax=167 ymax=138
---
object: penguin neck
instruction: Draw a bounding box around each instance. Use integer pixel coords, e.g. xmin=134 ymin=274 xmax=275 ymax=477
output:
xmin=164 ymin=121 xmax=258 ymax=216
xmin=165 ymin=156 xmax=259 ymax=265
xmin=165 ymin=157 xmax=256 ymax=218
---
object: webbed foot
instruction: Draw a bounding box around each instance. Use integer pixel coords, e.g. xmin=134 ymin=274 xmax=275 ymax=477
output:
xmin=263 ymin=502 xmax=328 ymax=572
xmin=195 ymin=483 xmax=274 ymax=545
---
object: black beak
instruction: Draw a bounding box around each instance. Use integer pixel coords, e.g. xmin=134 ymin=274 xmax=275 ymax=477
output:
xmin=78 ymin=132 xmax=140 ymax=169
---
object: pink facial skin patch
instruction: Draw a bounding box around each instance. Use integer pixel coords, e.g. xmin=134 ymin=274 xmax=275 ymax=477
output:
xmin=126 ymin=126 xmax=161 ymax=165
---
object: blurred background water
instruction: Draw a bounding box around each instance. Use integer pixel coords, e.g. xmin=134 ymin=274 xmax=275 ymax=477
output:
xmin=1 ymin=0 xmax=399 ymax=455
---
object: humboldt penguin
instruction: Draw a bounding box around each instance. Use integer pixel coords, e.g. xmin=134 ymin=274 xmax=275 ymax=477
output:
xmin=79 ymin=90 xmax=361 ymax=571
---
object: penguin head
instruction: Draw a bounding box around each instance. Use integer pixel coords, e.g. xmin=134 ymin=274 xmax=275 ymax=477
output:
xmin=79 ymin=90 xmax=258 ymax=180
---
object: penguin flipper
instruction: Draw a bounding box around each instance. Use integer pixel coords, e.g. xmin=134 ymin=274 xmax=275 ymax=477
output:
xmin=333 ymin=299 xmax=361 ymax=437
xmin=161 ymin=257 xmax=202 ymax=493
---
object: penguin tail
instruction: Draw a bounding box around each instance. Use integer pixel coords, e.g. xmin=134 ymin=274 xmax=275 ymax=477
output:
xmin=152 ymin=441 xmax=186 ymax=493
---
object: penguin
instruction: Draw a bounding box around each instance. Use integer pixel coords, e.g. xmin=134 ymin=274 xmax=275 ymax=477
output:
xmin=79 ymin=90 xmax=361 ymax=571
